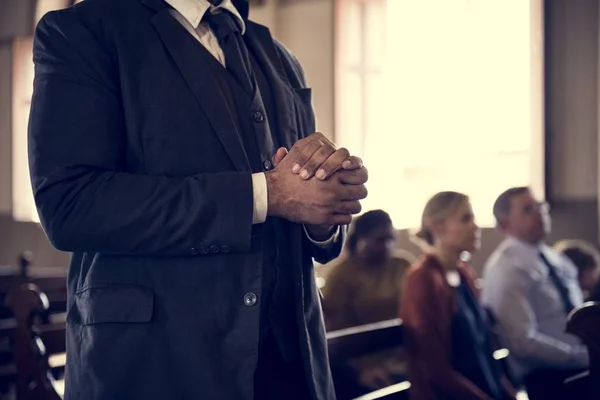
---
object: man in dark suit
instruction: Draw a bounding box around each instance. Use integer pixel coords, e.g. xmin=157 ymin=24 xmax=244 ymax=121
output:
xmin=27 ymin=0 xmax=368 ymax=399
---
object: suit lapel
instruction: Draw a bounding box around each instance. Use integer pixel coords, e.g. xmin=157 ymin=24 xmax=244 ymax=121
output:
xmin=245 ymin=22 xmax=298 ymax=148
xmin=147 ymin=7 xmax=251 ymax=172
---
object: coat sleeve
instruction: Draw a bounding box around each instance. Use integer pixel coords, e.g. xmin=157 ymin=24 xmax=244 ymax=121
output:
xmin=307 ymin=226 xmax=346 ymax=265
xmin=28 ymin=9 xmax=253 ymax=256
xmin=400 ymin=268 xmax=492 ymax=400
xmin=273 ymin=39 xmax=346 ymax=263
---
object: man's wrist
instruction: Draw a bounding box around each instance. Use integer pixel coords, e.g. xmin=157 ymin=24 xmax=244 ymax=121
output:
xmin=265 ymin=171 xmax=282 ymax=218
xmin=305 ymin=224 xmax=337 ymax=241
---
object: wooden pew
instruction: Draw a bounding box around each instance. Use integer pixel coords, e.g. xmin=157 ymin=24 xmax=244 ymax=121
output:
xmin=327 ymin=318 xmax=511 ymax=400
xmin=566 ymin=301 xmax=600 ymax=399
xmin=0 ymin=252 xmax=67 ymax=398
xmin=327 ymin=319 xmax=404 ymax=363
xmin=0 ymin=252 xmax=68 ymax=319
xmin=6 ymin=283 xmax=65 ymax=400
xmin=327 ymin=319 xmax=407 ymax=400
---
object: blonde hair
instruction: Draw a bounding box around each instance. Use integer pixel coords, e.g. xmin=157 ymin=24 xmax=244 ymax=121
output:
xmin=414 ymin=191 xmax=470 ymax=246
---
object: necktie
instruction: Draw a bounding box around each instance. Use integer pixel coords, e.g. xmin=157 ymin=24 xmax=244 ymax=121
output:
xmin=204 ymin=9 xmax=256 ymax=96
xmin=539 ymin=251 xmax=576 ymax=314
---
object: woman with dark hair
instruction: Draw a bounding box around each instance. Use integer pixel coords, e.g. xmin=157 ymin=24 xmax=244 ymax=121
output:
xmin=554 ymin=239 xmax=600 ymax=301
xmin=400 ymin=192 xmax=516 ymax=400
xmin=322 ymin=210 xmax=414 ymax=395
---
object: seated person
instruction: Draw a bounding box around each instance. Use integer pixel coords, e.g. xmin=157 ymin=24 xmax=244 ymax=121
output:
xmin=554 ymin=239 xmax=600 ymax=302
xmin=322 ymin=210 xmax=413 ymax=394
xmin=401 ymin=191 xmax=516 ymax=400
xmin=482 ymin=187 xmax=589 ymax=400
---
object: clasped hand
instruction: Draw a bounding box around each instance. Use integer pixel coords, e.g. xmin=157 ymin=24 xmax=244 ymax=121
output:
xmin=266 ymin=132 xmax=368 ymax=226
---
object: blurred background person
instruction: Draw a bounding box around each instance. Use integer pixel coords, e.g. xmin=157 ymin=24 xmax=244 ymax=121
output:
xmin=554 ymin=239 xmax=600 ymax=302
xmin=482 ymin=187 xmax=588 ymax=400
xmin=322 ymin=210 xmax=414 ymax=396
xmin=401 ymin=191 xmax=515 ymax=400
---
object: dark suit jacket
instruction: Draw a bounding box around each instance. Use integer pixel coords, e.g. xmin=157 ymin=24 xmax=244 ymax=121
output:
xmin=28 ymin=0 xmax=343 ymax=399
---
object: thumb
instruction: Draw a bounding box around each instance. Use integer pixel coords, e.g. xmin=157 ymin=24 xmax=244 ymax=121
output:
xmin=272 ymin=147 xmax=288 ymax=167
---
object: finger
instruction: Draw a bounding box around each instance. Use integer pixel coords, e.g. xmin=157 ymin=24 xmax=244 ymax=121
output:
xmin=337 ymin=166 xmax=368 ymax=185
xmin=299 ymin=143 xmax=337 ymax=180
xmin=307 ymin=131 xmax=335 ymax=147
xmin=315 ymin=147 xmax=350 ymax=180
xmin=271 ymin=147 xmax=288 ymax=167
xmin=342 ymin=185 xmax=368 ymax=201
xmin=290 ymin=140 xmax=325 ymax=176
xmin=334 ymin=201 xmax=362 ymax=215
xmin=341 ymin=156 xmax=363 ymax=170
xmin=287 ymin=132 xmax=329 ymax=160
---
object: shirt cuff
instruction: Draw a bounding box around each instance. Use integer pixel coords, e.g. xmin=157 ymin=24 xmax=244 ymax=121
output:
xmin=304 ymin=225 xmax=340 ymax=247
xmin=252 ymin=173 xmax=268 ymax=224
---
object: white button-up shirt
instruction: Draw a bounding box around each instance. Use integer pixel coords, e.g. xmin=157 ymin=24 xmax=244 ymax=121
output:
xmin=482 ymin=236 xmax=588 ymax=381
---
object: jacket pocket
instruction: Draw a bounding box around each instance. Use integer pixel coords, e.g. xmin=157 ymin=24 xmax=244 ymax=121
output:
xmin=293 ymin=87 xmax=312 ymax=105
xmin=75 ymin=284 xmax=153 ymax=325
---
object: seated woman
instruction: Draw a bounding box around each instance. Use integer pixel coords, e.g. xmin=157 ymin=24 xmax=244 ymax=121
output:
xmin=554 ymin=239 xmax=600 ymax=302
xmin=400 ymin=191 xmax=516 ymax=400
xmin=322 ymin=210 xmax=414 ymax=396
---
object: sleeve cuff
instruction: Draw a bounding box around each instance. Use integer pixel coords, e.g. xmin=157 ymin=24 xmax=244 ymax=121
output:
xmin=304 ymin=225 xmax=340 ymax=247
xmin=252 ymin=173 xmax=268 ymax=224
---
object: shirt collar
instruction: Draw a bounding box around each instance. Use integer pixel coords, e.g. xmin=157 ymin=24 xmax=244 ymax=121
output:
xmin=165 ymin=0 xmax=246 ymax=34
xmin=505 ymin=235 xmax=543 ymax=253
xmin=503 ymin=235 xmax=564 ymax=275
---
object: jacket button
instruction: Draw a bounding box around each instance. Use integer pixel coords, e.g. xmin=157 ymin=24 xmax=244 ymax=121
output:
xmin=263 ymin=160 xmax=273 ymax=171
xmin=243 ymin=292 xmax=257 ymax=307
xmin=209 ymin=245 xmax=220 ymax=253
xmin=253 ymin=111 xmax=265 ymax=123
xmin=199 ymin=246 xmax=209 ymax=254
xmin=221 ymin=245 xmax=231 ymax=253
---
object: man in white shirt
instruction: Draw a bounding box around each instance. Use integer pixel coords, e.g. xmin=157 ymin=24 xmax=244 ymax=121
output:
xmin=482 ymin=187 xmax=589 ymax=400
xmin=28 ymin=0 xmax=368 ymax=399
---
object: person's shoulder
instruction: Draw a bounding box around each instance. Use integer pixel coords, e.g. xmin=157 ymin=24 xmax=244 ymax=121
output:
xmin=323 ymin=256 xmax=355 ymax=283
xmin=37 ymin=0 xmax=142 ymax=36
xmin=271 ymin=39 xmax=298 ymax=66
xmin=270 ymin=38 xmax=308 ymax=87
xmin=34 ymin=0 xmax=148 ymax=79
xmin=484 ymin=239 xmax=525 ymax=272
xmin=483 ymin=241 xmax=541 ymax=294
xmin=403 ymin=255 xmax=440 ymax=286
xmin=385 ymin=253 xmax=412 ymax=278
xmin=390 ymin=249 xmax=417 ymax=265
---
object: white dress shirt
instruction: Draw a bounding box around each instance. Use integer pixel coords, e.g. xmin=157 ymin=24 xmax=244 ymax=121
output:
xmin=481 ymin=236 xmax=589 ymax=381
xmin=165 ymin=0 xmax=338 ymax=244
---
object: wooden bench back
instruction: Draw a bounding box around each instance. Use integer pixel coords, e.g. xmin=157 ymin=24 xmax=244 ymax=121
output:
xmin=6 ymin=283 xmax=64 ymax=400
xmin=567 ymin=301 xmax=600 ymax=397
xmin=0 ymin=253 xmax=67 ymax=399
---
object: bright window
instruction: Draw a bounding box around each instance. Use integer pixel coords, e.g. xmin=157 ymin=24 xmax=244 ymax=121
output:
xmin=335 ymin=0 xmax=545 ymax=228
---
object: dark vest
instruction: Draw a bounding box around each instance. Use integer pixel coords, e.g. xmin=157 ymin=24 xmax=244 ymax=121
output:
xmin=202 ymin=41 xmax=300 ymax=361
